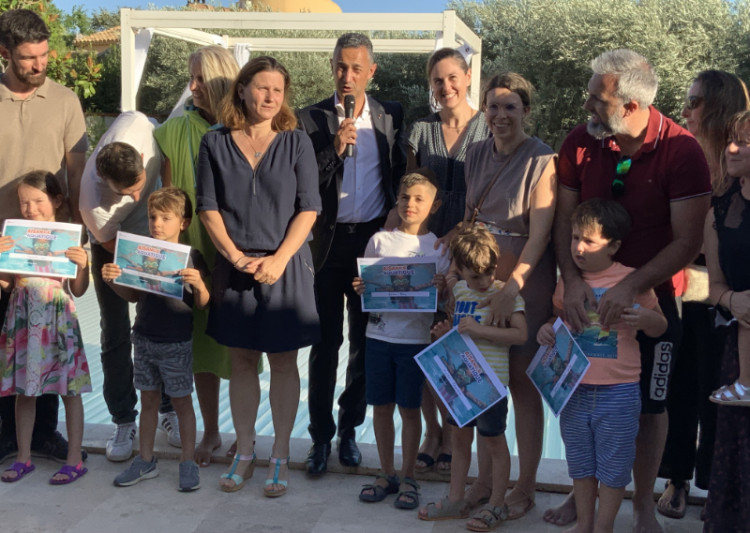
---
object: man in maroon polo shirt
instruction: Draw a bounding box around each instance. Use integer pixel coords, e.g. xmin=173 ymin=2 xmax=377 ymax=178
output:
xmin=547 ymin=49 xmax=711 ymax=533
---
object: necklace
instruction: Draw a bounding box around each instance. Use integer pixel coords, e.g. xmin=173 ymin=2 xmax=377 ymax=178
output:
xmin=241 ymin=127 xmax=273 ymax=158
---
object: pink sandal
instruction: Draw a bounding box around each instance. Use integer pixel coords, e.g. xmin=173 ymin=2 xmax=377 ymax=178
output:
xmin=49 ymin=462 xmax=88 ymax=485
xmin=2 ymin=460 xmax=35 ymax=483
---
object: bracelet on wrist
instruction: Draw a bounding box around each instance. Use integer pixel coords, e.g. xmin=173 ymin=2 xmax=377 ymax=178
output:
xmin=233 ymin=255 xmax=244 ymax=267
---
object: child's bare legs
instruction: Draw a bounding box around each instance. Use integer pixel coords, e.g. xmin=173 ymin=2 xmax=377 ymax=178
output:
xmin=449 ymin=425 xmax=474 ymax=502
xmin=397 ymin=405 xmax=421 ymax=504
xmin=417 ymin=423 xmax=472 ymax=518
xmin=138 ymin=390 xmax=160 ymax=462
xmin=467 ymin=436 xmax=493 ymax=506
xmin=194 ymin=372 xmax=221 ymax=466
xmin=171 ymin=394 xmax=196 ymax=463
xmin=375 ymin=403 xmax=396 ymax=472
xmin=49 ymin=395 xmax=84 ymax=482
xmin=416 ymin=388 xmax=441 ymax=470
xmin=595 ymin=483 xmax=625 ymax=533
xmin=435 ymin=396 xmax=453 ymax=473
xmin=361 ymin=403 xmax=397 ymax=498
xmin=466 ymin=433 xmax=511 ymax=529
xmin=564 ymin=477 xmax=597 ymax=533
xmin=2 ymin=395 xmax=35 ymax=481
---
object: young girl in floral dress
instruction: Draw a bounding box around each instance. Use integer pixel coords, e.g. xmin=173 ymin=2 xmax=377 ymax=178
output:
xmin=0 ymin=171 xmax=91 ymax=485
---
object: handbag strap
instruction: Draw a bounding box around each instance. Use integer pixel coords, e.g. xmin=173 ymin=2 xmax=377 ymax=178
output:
xmin=470 ymin=154 xmax=513 ymax=225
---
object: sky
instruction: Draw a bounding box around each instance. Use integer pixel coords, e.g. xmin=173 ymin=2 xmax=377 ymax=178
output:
xmin=54 ymin=0 xmax=451 ymax=18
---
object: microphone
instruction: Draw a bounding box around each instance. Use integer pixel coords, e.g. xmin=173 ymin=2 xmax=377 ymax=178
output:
xmin=344 ymin=95 xmax=355 ymax=158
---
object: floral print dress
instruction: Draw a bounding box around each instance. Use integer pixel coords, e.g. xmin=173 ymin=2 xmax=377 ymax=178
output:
xmin=0 ymin=276 xmax=91 ymax=396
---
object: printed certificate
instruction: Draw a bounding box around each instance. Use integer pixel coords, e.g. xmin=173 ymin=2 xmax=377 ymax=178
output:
xmin=0 ymin=219 xmax=82 ymax=279
xmin=415 ymin=327 xmax=508 ymax=427
xmin=113 ymin=231 xmax=190 ymax=300
xmin=357 ymin=256 xmax=438 ymax=312
xmin=527 ymin=318 xmax=591 ymax=417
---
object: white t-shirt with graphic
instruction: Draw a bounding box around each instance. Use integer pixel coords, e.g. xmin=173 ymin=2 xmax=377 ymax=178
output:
xmin=363 ymin=229 xmax=450 ymax=344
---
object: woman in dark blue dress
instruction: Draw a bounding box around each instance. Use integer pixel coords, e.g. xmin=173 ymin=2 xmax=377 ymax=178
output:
xmin=196 ymin=56 xmax=321 ymax=498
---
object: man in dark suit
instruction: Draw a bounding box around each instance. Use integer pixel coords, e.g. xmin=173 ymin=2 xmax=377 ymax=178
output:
xmin=298 ymin=32 xmax=406 ymax=476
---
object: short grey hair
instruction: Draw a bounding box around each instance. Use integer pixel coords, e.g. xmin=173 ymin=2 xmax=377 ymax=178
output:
xmin=591 ymin=49 xmax=658 ymax=108
xmin=333 ymin=32 xmax=374 ymax=64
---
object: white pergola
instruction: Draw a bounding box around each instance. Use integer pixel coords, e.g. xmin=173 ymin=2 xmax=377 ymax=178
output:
xmin=119 ymin=8 xmax=482 ymax=112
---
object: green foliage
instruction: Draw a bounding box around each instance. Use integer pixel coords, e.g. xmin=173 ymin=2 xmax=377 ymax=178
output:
xmin=138 ymin=35 xmax=197 ymax=116
xmin=370 ymin=53 xmax=431 ymax=126
xmin=83 ymin=44 xmax=119 ymax=112
xmin=0 ymin=0 xmax=101 ymax=99
xmin=451 ymin=0 xmax=746 ymax=148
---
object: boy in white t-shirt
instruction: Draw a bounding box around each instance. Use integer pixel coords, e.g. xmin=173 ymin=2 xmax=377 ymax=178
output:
xmin=352 ymin=168 xmax=450 ymax=510
xmin=537 ymin=198 xmax=667 ymax=533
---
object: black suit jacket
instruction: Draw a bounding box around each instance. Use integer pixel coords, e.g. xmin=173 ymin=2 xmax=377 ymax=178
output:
xmin=298 ymin=95 xmax=406 ymax=271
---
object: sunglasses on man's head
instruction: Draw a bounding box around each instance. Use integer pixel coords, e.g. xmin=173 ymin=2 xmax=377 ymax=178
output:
xmin=612 ymin=156 xmax=631 ymax=198
xmin=685 ymin=95 xmax=704 ymax=111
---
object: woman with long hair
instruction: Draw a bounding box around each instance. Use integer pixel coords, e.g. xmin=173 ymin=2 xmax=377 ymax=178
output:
xmin=657 ymin=70 xmax=749 ymax=520
xmin=702 ymin=109 xmax=750 ymax=531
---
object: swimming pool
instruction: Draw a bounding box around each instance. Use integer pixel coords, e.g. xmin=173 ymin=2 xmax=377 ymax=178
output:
xmin=71 ymin=287 xmax=566 ymax=460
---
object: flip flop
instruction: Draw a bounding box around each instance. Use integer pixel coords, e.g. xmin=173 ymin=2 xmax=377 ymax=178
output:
xmin=2 ymin=460 xmax=35 ymax=483
xmin=415 ymin=452 xmax=436 ymax=473
xmin=49 ymin=463 xmax=88 ymax=485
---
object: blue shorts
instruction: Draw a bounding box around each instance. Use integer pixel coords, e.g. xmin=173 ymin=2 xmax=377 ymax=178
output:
xmin=448 ymin=396 xmax=508 ymax=437
xmin=365 ymin=337 xmax=426 ymax=408
xmin=132 ymin=331 xmax=194 ymax=398
xmin=560 ymin=382 xmax=640 ymax=488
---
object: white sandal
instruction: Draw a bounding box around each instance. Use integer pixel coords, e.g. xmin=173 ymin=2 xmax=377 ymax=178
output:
xmin=709 ymin=380 xmax=750 ymax=406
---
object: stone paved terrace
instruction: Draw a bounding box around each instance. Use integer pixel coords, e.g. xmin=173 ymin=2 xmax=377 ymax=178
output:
xmin=0 ymin=426 xmax=704 ymax=533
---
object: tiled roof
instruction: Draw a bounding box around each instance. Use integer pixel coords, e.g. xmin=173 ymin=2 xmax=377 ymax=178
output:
xmin=74 ymin=26 xmax=120 ymax=47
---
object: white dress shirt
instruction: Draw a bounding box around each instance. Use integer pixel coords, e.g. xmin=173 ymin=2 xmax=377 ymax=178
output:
xmin=334 ymin=93 xmax=385 ymax=223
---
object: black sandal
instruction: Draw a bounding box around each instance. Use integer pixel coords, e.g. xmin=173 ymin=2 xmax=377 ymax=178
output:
xmin=394 ymin=477 xmax=420 ymax=510
xmin=359 ymin=473 xmax=399 ymax=503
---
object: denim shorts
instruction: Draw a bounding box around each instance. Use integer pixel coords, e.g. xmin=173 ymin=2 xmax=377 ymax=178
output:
xmin=132 ymin=331 xmax=193 ymax=398
xmin=365 ymin=337 xmax=426 ymax=408
xmin=560 ymin=382 xmax=640 ymax=488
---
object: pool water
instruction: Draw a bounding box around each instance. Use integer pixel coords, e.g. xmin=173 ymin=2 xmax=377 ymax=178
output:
xmin=71 ymin=287 xmax=566 ymax=460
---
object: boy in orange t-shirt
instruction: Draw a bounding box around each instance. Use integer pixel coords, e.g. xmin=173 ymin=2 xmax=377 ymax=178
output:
xmin=538 ymin=198 xmax=667 ymax=533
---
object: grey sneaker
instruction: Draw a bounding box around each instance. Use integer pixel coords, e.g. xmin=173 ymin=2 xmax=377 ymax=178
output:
xmin=158 ymin=411 xmax=182 ymax=448
xmin=114 ymin=455 xmax=159 ymax=487
xmin=106 ymin=422 xmax=137 ymax=462
xmin=178 ymin=460 xmax=200 ymax=492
